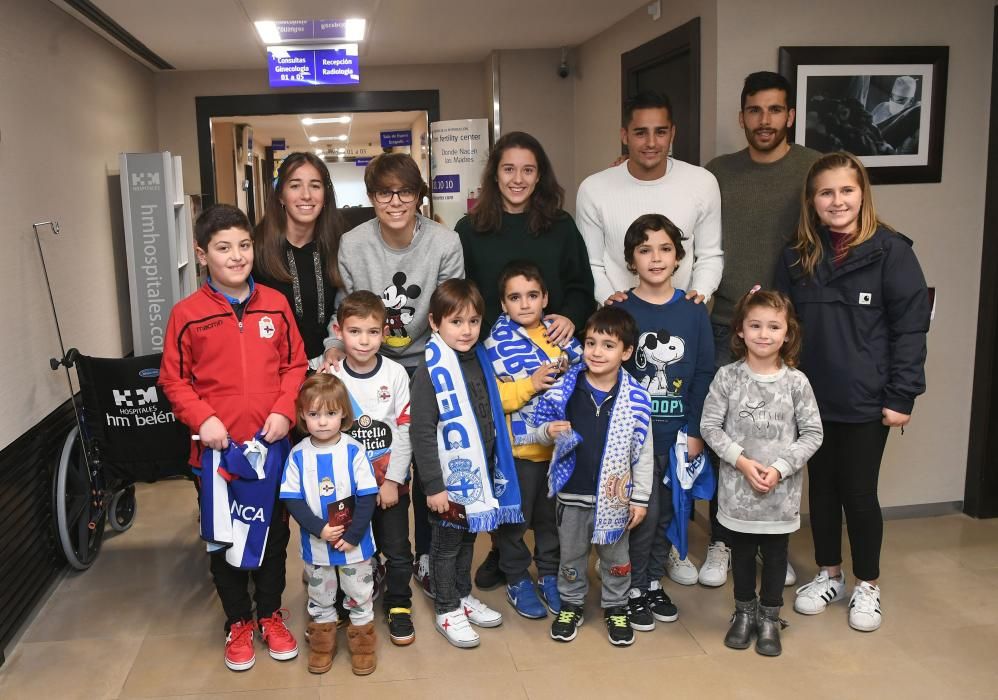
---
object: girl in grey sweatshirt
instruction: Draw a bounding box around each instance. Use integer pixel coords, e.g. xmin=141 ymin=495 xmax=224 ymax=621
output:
xmin=700 ymin=289 xmax=822 ymax=656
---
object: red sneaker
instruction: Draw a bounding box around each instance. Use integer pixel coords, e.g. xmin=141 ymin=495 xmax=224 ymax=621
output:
xmin=224 ymin=619 xmax=256 ymax=671
xmin=259 ymin=609 xmax=299 ymax=661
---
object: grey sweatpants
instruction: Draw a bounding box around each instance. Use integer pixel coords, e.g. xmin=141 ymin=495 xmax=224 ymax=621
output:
xmin=556 ymin=500 xmax=631 ymax=608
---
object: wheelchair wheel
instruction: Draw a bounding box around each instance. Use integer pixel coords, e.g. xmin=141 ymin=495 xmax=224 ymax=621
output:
xmin=54 ymin=426 xmax=105 ymax=570
xmin=108 ymin=485 xmax=137 ymax=532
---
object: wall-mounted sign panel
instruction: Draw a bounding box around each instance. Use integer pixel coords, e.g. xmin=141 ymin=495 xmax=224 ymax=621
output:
xmin=267 ymin=45 xmax=359 ymax=87
xmin=272 ymin=20 xmax=350 ymax=42
xmin=381 ymin=130 xmax=412 ymax=148
xmin=430 ymin=119 xmax=489 ymax=229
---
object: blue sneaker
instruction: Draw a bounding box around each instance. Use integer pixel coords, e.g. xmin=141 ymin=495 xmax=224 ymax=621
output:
xmin=506 ymin=577 xmax=547 ymax=619
xmin=537 ymin=575 xmax=561 ymax=614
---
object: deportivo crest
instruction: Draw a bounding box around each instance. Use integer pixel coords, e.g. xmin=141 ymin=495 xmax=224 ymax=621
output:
xmin=445 ymin=458 xmax=482 ymax=505
xmin=377 ymin=385 xmax=391 ymax=402
xmin=493 ymin=470 xmax=509 ymax=497
xmin=319 ymin=477 xmax=335 ymax=497
xmin=258 ymin=316 xmax=275 ymax=338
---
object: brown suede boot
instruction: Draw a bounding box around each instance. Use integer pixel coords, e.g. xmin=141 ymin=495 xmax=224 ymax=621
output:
xmin=306 ymin=621 xmax=337 ymax=674
xmin=346 ymin=621 xmax=377 ymax=675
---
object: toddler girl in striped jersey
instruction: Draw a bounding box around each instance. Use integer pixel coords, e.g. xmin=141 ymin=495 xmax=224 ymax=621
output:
xmin=280 ymin=373 xmax=379 ymax=675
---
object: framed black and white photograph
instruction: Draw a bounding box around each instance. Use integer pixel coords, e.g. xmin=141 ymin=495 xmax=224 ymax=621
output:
xmin=779 ymin=46 xmax=949 ymax=184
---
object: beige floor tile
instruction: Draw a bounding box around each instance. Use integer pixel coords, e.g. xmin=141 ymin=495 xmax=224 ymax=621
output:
xmin=888 ymin=624 xmax=998 ymax=699
xmin=120 ymin=690 xmax=320 ymax=700
xmin=118 ymin=632 xmax=320 ymax=697
xmin=318 ymin=673 xmax=527 ymax=699
xmin=0 ymin=637 xmax=141 ymax=699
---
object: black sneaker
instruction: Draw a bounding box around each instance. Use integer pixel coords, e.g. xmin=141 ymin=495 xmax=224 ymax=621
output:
xmin=646 ymin=586 xmax=679 ymax=622
xmin=386 ymin=607 xmax=415 ymax=646
xmin=550 ymin=603 xmax=584 ymax=642
xmin=474 ymin=547 xmax=506 ymax=590
xmin=604 ymin=606 xmax=634 ymax=646
xmin=626 ymin=591 xmax=656 ymax=631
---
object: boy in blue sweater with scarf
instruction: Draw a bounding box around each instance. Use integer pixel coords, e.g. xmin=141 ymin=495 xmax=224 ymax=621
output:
xmin=614 ymin=213 xmax=715 ymax=632
xmin=533 ymin=306 xmax=653 ymax=647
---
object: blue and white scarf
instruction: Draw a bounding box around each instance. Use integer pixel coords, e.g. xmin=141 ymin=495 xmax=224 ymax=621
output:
xmin=426 ymin=333 xmax=523 ymax=532
xmin=200 ymin=435 xmax=289 ymax=570
xmin=484 ymin=314 xmax=583 ymax=445
xmin=532 ymin=363 xmax=652 ymax=544
xmin=664 ymin=427 xmax=716 ymax=559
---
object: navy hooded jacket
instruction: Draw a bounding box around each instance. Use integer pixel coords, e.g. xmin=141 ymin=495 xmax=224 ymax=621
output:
xmin=775 ymin=226 xmax=930 ymax=422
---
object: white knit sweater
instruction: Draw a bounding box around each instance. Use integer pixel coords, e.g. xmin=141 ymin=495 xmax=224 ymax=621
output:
xmin=576 ymin=159 xmax=723 ymax=303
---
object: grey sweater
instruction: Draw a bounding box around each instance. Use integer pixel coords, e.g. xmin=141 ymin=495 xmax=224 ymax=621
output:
xmin=331 ymin=215 xmax=465 ymax=368
xmin=700 ymin=361 xmax=823 ymax=534
xmin=705 ymin=145 xmax=820 ymax=326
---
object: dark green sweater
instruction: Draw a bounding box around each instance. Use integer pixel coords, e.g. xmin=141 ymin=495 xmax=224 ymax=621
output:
xmin=456 ymin=210 xmax=595 ymax=333
xmin=705 ymin=145 xmax=821 ymax=326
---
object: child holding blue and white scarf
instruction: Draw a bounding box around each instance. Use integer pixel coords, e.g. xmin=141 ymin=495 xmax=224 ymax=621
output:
xmin=411 ymin=279 xmax=560 ymax=649
xmin=531 ymin=306 xmax=654 ymax=647
xmin=483 ymin=261 xmax=584 ymax=619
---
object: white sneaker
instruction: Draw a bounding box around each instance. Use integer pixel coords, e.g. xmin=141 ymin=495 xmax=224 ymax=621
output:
xmin=755 ymin=552 xmax=797 ymax=586
xmin=665 ymin=546 xmax=699 ymax=586
xmin=848 ymin=581 xmax=882 ymax=632
xmin=436 ymin=609 xmax=480 ymax=648
xmin=785 ymin=560 xmax=797 ymax=587
xmin=793 ymin=570 xmax=847 ymax=615
xmin=461 ymin=594 xmax=503 ymax=628
xmin=698 ymin=542 xmax=731 ymax=587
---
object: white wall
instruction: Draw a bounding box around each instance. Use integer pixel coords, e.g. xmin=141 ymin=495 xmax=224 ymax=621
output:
xmin=497 ymin=49 xmax=578 ymax=213
xmin=154 ymin=63 xmax=488 ymax=196
xmin=0 ymin=1 xmax=157 ymax=450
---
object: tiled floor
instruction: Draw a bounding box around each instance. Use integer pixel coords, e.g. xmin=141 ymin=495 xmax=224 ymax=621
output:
xmin=2 ymin=479 xmax=997 ymax=699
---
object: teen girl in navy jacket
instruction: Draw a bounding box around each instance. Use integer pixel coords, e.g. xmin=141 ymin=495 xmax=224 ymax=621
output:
xmin=775 ymin=151 xmax=930 ymax=634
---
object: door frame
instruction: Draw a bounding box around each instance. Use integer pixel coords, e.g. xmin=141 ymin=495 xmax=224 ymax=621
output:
xmin=195 ymin=90 xmax=440 ymax=206
xmin=620 ymin=17 xmax=701 ymax=165
xmin=965 ymin=6 xmax=998 ymax=518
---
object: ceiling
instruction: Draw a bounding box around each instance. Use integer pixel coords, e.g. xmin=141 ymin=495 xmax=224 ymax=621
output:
xmin=217 ymin=110 xmax=427 ymax=154
xmin=54 ymin=0 xmax=650 ymax=71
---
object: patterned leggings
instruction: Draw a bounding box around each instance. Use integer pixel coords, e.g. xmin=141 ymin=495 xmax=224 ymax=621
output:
xmin=306 ymin=560 xmax=375 ymax=625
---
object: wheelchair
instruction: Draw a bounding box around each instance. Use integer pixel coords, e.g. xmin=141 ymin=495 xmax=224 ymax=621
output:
xmin=52 ymin=349 xmax=190 ymax=570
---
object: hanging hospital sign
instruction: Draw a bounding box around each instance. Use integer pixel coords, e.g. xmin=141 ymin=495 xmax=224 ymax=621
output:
xmin=271 ymin=20 xmax=352 ymax=42
xmin=267 ymin=45 xmax=359 ymax=87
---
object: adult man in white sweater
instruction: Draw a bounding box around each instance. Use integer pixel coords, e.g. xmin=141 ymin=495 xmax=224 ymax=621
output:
xmin=576 ymin=91 xmax=722 ymax=587
xmin=577 ymin=92 xmax=723 ymax=306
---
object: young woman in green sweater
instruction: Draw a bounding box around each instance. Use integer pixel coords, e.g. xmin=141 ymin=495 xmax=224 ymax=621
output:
xmin=456 ymin=131 xmax=595 ymax=343
xmin=455 ymin=131 xmax=595 ymax=590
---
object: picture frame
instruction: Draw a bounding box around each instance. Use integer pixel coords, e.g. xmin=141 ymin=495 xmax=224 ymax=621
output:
xmin=778 ymin=46 xmax=948 ymax=184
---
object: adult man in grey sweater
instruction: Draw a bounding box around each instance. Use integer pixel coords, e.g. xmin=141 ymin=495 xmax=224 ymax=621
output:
xmin=698 ymin=71 xmax=821 ymax=588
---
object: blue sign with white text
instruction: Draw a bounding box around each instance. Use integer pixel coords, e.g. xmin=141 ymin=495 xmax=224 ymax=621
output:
xmin=432 ymin=174 xmax=461 ymax=193
xmin=267 ymin=46 xmax=359 ymax=87
xmin=380 ymin=130 xmax=412 ymax=148
xmin=355 ymin=158 xmax=372 ymax=167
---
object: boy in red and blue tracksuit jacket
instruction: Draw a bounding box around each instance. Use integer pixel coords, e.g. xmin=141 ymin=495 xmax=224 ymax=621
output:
xmin=159 ymin=204 xmax=307 ymax=671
